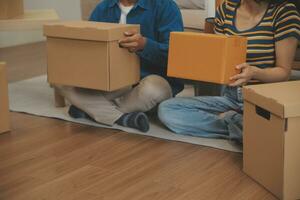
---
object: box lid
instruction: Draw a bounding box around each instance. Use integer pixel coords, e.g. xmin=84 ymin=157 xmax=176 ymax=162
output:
xmin=243 ymin=81 xmax=300 ymax=118
xmin=44 ymin=21 xmax=140 ymax=42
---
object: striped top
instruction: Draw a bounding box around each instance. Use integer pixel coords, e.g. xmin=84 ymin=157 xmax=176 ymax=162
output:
xmin=215 ymin=0 xmax=300 ymax=68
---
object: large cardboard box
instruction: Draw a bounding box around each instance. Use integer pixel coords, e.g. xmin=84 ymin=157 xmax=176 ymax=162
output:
xmin=0 ymin=62 xmax=10 ymax=134
xmin=243 ymin=81 xmax=300 ymax=200
xmin=167 ymin=32 xmax=247 ymax=84
xmin=0 ymin=0 xmax=24 ymax=20
xmin=44 ymin=21 xmax=140 ymax=91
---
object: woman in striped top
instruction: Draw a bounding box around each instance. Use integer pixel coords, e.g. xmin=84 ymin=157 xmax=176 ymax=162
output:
xmin=158 ymin=0 xmax=300 ymax=142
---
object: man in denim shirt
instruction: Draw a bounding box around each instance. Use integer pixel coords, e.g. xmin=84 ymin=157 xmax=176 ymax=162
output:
xmin=62 ymin=0 xmax=184 ymax=132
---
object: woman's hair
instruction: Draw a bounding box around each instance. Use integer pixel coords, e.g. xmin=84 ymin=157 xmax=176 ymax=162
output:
xmin=260 ymin=0 xmax=300 ymax=11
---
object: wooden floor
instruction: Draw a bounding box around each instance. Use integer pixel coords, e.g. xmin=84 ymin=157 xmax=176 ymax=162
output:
xmin=0 ymin=42 xmax=277 ymax=200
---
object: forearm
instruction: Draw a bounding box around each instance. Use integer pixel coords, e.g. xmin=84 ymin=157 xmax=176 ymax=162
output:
xmin=252 ymin=66 xmax=291 ymax=83
xmin=137 ymin=38 xmax=168 ymax=67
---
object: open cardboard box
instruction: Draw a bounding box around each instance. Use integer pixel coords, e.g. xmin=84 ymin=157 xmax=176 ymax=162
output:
xmin=0 ymin=62 xmax=10 ymax=134
xmin=243 ymin=81 xmax=300 ymax=200
xmin=167 ymin=32 xmax=247 ymax=84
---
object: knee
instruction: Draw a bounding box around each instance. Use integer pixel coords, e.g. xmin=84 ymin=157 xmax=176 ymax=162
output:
xmin=223 ymin=110 xmax=243 ymax=125
xmin=158 ymin=98 xmax=178 ymax=125
xmin=138 ymin=75 xmax=172 ymax=102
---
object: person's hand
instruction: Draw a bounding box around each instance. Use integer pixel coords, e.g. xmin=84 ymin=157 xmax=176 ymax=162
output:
xmin=229 ymin=63 xmax=257 ymax=87
xmin=118 ymin=30 xmax=147 ymax=53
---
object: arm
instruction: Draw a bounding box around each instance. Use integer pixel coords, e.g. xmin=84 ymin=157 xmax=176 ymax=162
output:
xmin=89 ymin=0 xmax=110 ymax=22
xmin=89 ymin=3 xmax=101 ymax=21
xmin=252 ymin=37 xmax=297 ymax=82
xmin=89 ymin=8 xmax=99 ymax=21
xmin=229 ymin=37 xmax=298 ymax=86
xmin=230 ymin=3 xmax=300 ymax=86
xmin=137 ymin=1 xmax=183 ymax=67
xmin=119 ymin=1 xmax=184 ymax=67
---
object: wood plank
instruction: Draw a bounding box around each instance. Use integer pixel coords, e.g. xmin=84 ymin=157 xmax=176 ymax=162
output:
xmin=9 ymin=166 xmax=109 ymax=200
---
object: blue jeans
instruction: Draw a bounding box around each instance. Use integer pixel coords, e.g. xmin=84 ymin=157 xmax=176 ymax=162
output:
xmin=158 ymin=87 xmax=244 ymax=143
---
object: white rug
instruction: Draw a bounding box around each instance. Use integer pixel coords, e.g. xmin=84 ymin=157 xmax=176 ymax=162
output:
xmin=8 ymin=76 xmax=242 ymax=153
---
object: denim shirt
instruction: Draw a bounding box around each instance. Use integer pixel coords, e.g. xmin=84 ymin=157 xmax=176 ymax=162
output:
xmin=89 ymin=0 xmax=184 ymax=95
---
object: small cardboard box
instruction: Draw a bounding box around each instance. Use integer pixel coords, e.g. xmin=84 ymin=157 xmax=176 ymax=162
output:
xmin=243 ymin=81 xmax=300 ymax=200
xmin=0 ymin=62 xmax=10 ymax=134
xmin=0 ymin=0 xmax=24 ymax=20
xmin=167 ymin=32 xmax=247 ymax=84
xmin=44 ymin=21 xmax=140 ymax=91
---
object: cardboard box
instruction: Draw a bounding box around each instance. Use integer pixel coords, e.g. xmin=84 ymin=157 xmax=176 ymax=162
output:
xmin=0 ymin=0 xmax=24 ymax=20
xmin=44 ymin=21 xmax=140 ymax=91
xmin=167 ymin=32 xmax=247 ymax=84
xmin=0 ymin=62 xmax=10 ymax=134
xmin=80 ymin=0 xmax=102 ymax=20
xmin=243 ymin=81 xmax=300 ymax=200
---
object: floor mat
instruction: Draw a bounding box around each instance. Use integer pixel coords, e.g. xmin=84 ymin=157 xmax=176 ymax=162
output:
xmin=8 ymin=76 xmax=242 ymax=152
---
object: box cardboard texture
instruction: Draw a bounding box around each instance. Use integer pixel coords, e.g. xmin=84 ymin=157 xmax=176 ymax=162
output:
xmin=243 ymin=81 xmax=300 ymax=200
xmin=0 ymin=0 xmax=24 ymax=20
xmin=0 ymin=62 xmax=10 ymax=134
xmin=44 ymin=21 xmax=140 ymax=91
xmin=167 ymin=32 xmax=247 ymax=84
xmin=80 ymin=0 xmax=102 ymax=20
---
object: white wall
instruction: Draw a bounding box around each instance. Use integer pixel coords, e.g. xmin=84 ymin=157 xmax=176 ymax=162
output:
xmin=2 ymin=0 xmax=215 ymax=48
xmin=207 ymin=0 xmax=216 ymax=17
xmin=1 ymin=0 xmax=82 ymax=48
xmin=24 ymin=0 xmax=81 ymax=20
xmin=24 ymin=0 xmax=214 ymax=20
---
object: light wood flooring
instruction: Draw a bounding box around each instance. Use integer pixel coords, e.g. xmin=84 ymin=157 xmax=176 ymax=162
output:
xmin=0 ymin=42 xmax=277 ymax=200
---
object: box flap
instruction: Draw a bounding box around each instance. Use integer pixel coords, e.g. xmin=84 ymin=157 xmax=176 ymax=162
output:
xmin=243 ymin=81 xmax=300 ymax=118
xmin=44 ymin=21 xmax=140 ymax=42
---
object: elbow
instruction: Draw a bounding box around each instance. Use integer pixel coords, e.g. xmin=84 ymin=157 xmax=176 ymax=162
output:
xmin=284 ymin=75 xmax=290 ymax=81
xmin=282 ymin=68 xmax=291 ymax=81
